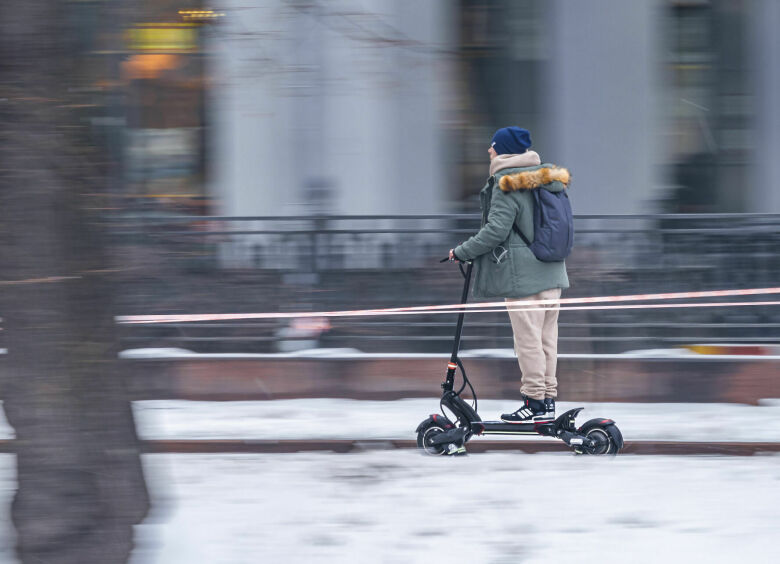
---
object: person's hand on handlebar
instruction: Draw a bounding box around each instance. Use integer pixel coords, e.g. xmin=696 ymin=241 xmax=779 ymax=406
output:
xmin=441 ymin=248 xmax=466 ymax=263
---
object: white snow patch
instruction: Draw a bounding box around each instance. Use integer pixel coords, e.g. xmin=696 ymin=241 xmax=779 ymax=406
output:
xmin=128 ymin=451 xmax=780 ymax=564
xmin=1 ymin=447 xmax=779 ymax=563
xmin=0 ymin=456 xmax=16 ymax=563
xmin=119 ymin=348 xmax=198 ymax=359
xmin=4 ymin=397 xmax=780 ymax=443
xmin=131 ymin=398 xmax=780 ymax=443
xmin=285 ymin=347 xmax=363 ymax=358
xmin=118 ymin=347 xmax=780 ymax=361
xmin=0 ymin=403 xmax=13 ymax=440
xmin=618 ymin=347 xmax=697 ymax=357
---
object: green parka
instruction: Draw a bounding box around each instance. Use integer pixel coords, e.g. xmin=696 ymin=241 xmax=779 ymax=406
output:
xmin=454 ymin=164 xmax=571 ymax=299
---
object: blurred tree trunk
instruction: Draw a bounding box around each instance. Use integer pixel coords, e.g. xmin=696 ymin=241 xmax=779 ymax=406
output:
xmin=0 ymin=1 xmax=149 ymax=563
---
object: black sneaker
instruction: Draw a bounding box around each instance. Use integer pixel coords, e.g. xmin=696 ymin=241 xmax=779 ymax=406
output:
xmin=545 ymin=398 xmax=556 ymax=420
xmin=501 ymin=396 xmax=549 ymax=423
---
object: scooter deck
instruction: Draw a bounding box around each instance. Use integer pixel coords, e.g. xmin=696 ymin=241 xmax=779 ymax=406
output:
xmin=471 ymin=420 xmax=555 ymax=436
xmin=469 ymin=408 xmax=584 ymax=437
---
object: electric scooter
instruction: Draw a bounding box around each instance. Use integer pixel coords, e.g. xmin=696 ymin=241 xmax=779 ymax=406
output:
xmin=415 ymin=259 xmax=624 ymax=456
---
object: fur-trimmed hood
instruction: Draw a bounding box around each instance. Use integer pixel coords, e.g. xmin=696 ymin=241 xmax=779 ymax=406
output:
xmin=498 ymin=165 xmax=571 ymax=192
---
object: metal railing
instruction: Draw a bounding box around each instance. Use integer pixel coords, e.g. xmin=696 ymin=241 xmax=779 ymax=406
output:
xmin=112 ymin=213 xmax=780 ymax=354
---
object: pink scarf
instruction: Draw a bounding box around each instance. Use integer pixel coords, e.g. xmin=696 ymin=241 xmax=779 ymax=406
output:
xmin=489 ymin=151 xmax=541 ymax=176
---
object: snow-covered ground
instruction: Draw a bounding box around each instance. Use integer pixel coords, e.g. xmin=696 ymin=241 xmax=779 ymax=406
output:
xmin=126 ymin=451 xmax=778 ymax=563
xmin=118 ymin=346 xmax=780 ymax=361
xmin=0 ymin=452 xmax=778 ymax=563
xmin=2 ymin=399 xmax=780 ymax=443
xmin=2 ymin=397 xmax=780 ymax=563
xmin=0 ymin=457 xmax=15 ymax=564
xmin=127 ymin=398 xmax=780 ymax=443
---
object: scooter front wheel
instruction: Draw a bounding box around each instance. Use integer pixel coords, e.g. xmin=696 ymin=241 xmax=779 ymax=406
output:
xmin=416 ymin=420 xmax=448 ymax=455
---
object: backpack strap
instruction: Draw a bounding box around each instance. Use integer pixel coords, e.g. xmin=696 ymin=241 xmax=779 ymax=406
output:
xmin=511 ymin=188 xmax=542 ymax=246
xmin=512 ymin=222 xmax=532 ymax=247
xmin=511 ymin=188 xmax=535 ymax=247
xmin=495 ymin=173 xmax=532 ymax=245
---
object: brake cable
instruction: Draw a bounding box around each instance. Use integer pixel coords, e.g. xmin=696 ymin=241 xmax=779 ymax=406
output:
xmin=455 ymin=357 xmax=477 ymax=413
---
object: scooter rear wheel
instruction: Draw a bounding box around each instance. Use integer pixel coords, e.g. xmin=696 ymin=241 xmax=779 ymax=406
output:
xmin=579 ymin=425 xmax=624 ymax=455
xmin=584 ymin=427 xmax=613 ymax=455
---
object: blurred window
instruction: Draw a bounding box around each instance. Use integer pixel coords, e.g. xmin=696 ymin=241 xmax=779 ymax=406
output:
xmin=664 ymin=1 xmax=752 ymax=212
xmin=458 ymin=0 xmax=547 ymax=202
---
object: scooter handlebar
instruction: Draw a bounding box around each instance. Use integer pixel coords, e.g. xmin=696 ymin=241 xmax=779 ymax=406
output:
xmin=441 ymin=255 xmax=469 ymax=263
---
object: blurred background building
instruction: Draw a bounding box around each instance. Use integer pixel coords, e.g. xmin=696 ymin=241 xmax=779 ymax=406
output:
xmin=65 ymin=0 xmax=779 ymax=355
xmin=95 ymin=0 xmax=780 ymax=216
xmin=209 ymin=0 xmax=455 ymax=218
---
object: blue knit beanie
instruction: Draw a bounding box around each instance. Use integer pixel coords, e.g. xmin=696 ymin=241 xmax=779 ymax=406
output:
xmin=491 ymin=127 xmax=532 ymax=155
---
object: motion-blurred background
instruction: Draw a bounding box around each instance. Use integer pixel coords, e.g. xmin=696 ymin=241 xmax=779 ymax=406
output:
xmin=103 ymin=0 xmax=780 ymax=355
xmin=0 ymin=1 xmax=778 ymax=563
xmin=22 ymin=0 xmax=774 ymax=355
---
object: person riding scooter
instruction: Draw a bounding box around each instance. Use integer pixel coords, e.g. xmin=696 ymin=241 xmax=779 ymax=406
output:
xmin=449 ymin=126 xmax=571 ymax=423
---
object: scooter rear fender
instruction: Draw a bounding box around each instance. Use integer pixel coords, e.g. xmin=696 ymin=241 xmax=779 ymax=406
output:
xmin=578 ymin=418 xmax=624 ymax=450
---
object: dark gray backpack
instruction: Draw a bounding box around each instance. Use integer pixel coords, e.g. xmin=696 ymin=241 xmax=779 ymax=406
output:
xmin=513 ymin=189 xmax=574 ymax=262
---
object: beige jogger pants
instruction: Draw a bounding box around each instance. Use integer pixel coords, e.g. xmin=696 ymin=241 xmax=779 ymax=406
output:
xmin=505 ymin=287 xmax=562 ymax=401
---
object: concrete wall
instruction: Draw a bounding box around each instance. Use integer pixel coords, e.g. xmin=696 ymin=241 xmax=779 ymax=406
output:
xmin=208 ymin=0 xmax=456 ymax=217
xmin=124 ymin=356 xmax=780 ymax=405
xmin=546 ymin=0 xmax=664 ymax=215
xmin=749 ymin=0 xmax=780 ymax=212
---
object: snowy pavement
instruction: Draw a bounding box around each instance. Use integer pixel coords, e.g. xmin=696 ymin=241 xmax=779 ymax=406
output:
xmin=126 ymin=398 xmax=780 ymax=443
xmin=1 ymin=452 xmax=778 ymax=563
xmin=0 ymin=457 xmax=15 ymax=564
xmin=0 ymin=450 xmax=780 ymax=564
xmin=126 ymin=451 xmax=779 ymax=563
xmin=3 ymin=399 xmax=780 ymax=444
xmin=117 ymin=346 xmax=780 ymax=361
xmin=1 ymin=399 xmax=780 ymax=563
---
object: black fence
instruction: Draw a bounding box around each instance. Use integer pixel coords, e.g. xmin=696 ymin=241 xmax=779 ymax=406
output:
xmin=112 ymin=213 xmax=780 ymax=354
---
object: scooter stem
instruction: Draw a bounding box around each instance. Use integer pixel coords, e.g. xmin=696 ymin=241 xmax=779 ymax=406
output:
xmin=444 ymin=261 xmax=473 ymax=391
